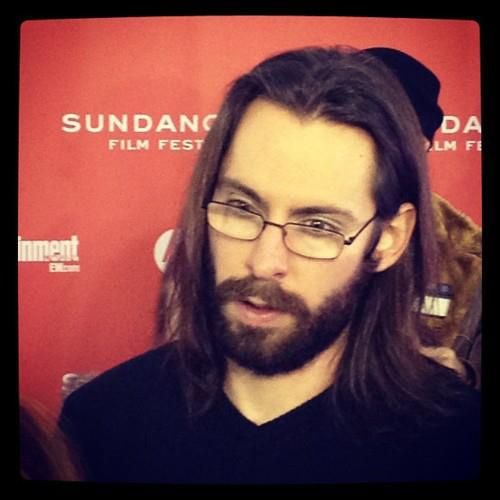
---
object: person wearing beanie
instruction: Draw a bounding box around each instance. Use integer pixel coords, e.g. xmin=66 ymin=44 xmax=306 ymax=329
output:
xmin=365 ymin=47 xmax=481 ymax=388
xmin=364 ymin=47 xmax=444 ymax=147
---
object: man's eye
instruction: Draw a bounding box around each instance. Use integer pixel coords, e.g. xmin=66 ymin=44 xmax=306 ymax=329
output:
xmin=227 ymin=199 xmax=256 ymax=213
xmin=302 ymin=219 xmax=339 ymax=232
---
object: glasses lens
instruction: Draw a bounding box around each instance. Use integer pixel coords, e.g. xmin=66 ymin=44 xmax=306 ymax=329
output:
xmin=207 ymin=203 xmax=262 ymax=240
xmin=285 ymin=224 xmax=344 ymax=259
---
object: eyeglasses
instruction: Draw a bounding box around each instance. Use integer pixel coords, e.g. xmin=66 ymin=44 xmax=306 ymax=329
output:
xmin=205 ymin=201 xmax=377 ymax=260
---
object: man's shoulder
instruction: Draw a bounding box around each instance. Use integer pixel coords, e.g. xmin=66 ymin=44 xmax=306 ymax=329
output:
xmin=410 ymin=373 xmax=481 ymax=436
xmin=61 ymin=343 xmax=180 ymax=416
xmin=100 ymin=343 xmax=177 ymax=382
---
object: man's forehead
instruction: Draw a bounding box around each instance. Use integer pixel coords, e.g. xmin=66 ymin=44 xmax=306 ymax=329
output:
xmin=219 ymin=100 xmax=377 ymax=217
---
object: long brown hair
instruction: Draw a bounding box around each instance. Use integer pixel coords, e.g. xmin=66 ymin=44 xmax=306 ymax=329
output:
xmin=156 ymin=46 xmax=464 ymax=431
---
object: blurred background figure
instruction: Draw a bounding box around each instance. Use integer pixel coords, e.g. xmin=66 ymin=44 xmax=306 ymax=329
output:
xmin=20 ymin=399 xmax=81 ymax=481
xmin=364 ymin=47 xmax=482 ymax=388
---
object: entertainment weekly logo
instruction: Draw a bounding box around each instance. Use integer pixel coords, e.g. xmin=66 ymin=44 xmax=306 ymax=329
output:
xmin=61 ymin=113 xmax=217 ymax=152
xmin=18 ymin=235 xmax=80 ymax=273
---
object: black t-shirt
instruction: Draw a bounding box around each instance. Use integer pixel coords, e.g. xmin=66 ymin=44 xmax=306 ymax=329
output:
xmin=59 ymin=345 xmax=480 ymax=484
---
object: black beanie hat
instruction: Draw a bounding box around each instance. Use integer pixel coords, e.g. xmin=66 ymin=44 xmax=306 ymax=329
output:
xmin=364 ymin=47 xmax=444 ymax=142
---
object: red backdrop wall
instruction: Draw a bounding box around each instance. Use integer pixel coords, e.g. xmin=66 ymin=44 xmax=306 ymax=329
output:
xmin=18 ymin=16 xmax=481 ymax=417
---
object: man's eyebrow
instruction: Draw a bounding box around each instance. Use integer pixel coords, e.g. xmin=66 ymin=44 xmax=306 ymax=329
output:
xmin=290 ymin=205 xmax=357 ymax=223
xmin=216 ymin=177 xmax=267 ymax=208
xmin=217 ymin=176 xmax=356 ymax=223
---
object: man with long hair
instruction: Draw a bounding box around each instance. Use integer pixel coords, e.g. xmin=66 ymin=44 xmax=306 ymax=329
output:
xmin=60 ymin=46 xmax=480 ymax=483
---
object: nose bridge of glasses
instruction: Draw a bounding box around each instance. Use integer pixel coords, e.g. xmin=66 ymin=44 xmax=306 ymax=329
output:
xmin=246 ymin=217 xmax=292 ymax=259
xmin=255 ymin=218 xmax=289 ymax=247
xmin=262 ymin=219 xmax=287 ymax=233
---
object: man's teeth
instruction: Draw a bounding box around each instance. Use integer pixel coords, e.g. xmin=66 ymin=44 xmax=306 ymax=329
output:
xmin=245 ymin=298 xmax=270 ymax=309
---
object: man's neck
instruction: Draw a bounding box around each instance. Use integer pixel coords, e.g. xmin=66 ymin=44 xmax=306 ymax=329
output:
xmin=223 ymin=338 xmax=345 ymax=426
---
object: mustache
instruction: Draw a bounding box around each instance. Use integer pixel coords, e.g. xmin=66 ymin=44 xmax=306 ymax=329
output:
xmin=215 ymin=276 xmax=310 ymax=317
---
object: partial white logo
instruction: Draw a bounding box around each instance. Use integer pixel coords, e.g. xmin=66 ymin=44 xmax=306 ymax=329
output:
xmin=154 ymin=229 xmax=175 ymax=272
xmin=18 ymin=235 xmax=80 ymax=272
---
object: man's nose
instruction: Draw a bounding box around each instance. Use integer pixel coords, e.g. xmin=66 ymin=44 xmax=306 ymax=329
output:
xmin=245 ymin=224 xmax=289 ymax=280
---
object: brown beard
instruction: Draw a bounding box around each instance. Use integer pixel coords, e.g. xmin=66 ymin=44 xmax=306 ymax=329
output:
xmin=211 ymin=269 xmax=372 ymax=376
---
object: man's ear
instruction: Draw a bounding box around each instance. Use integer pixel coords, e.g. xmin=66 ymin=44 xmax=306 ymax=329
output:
xmin=372 ymin=203 xmax=416 ymax=273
